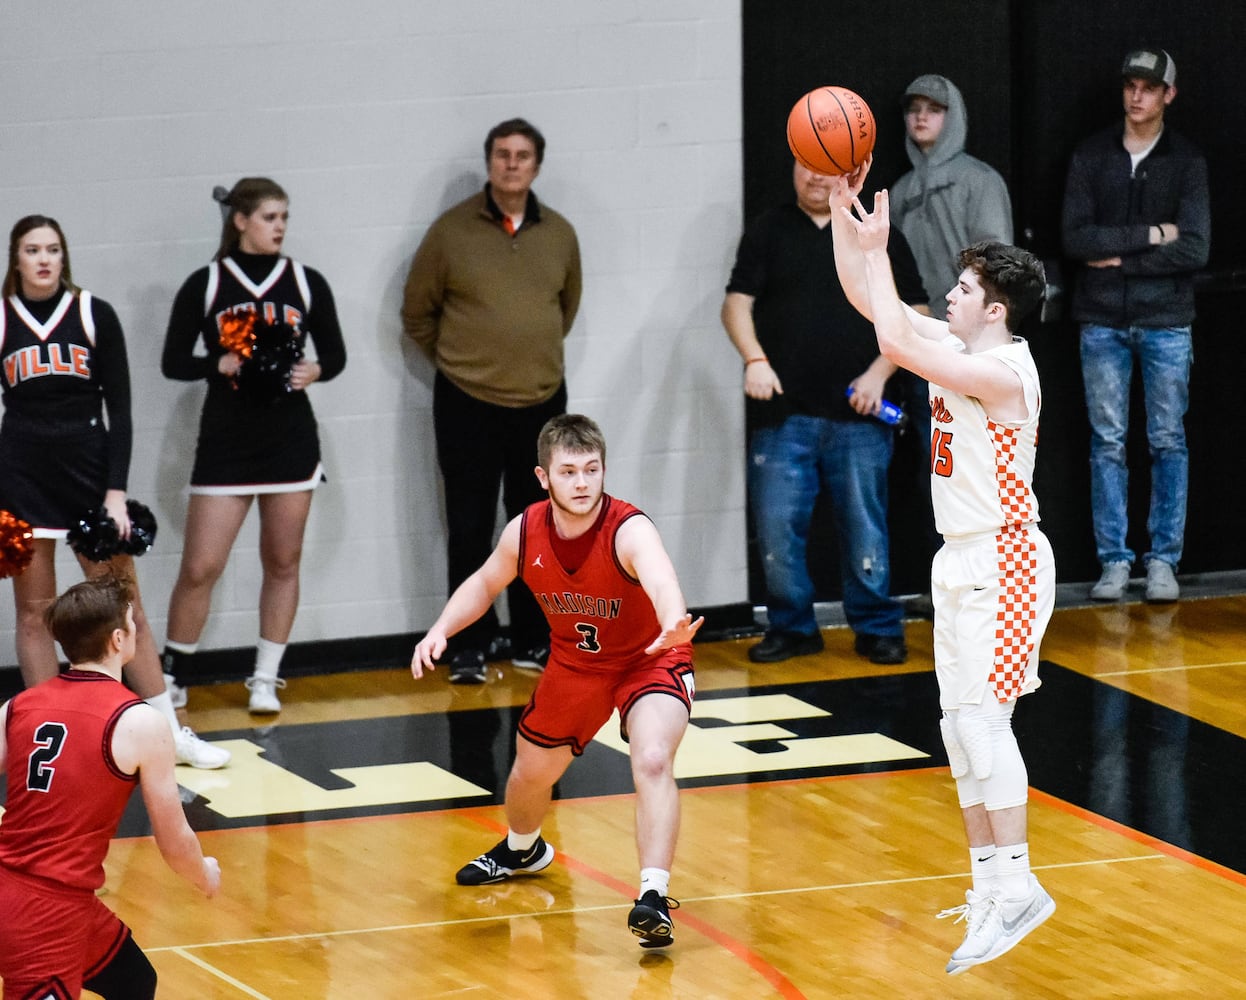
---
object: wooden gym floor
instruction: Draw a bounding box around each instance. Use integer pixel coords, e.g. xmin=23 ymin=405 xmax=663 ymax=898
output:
xmin=11 ymin=593 xmax=1246 ymax=998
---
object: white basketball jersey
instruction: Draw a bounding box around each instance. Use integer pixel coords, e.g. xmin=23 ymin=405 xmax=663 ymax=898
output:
xmin=928 ymin=337 xmax=1041 ymax=539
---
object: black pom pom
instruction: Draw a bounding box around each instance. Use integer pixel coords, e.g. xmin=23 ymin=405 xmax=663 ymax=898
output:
xmin=123 ymin=499 xmax=158 ymax=557
xmin=235 ymin=319 xmax=304 ymax=402
xmin=67 ymin=507 xmax=121 ymax=562
xmin=67 ymin=499 xmax=159 ymax=562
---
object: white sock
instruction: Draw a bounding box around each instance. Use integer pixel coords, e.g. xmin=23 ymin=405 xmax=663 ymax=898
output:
xmin=507 ymin=828 xmax=540 ymax=852
xmin=254 ymin=637 xmax=286 ymax=679
xmin=166 ymin=639 xmax=198 ymax=655
xmin=145 ymin=690 xmax=180 ymax=735
xmin=639 ymin=867 xmax=670 ymax=898
xmin=996 ymin=842 xmax=1031 ymax=899
xmin=969 ymin=845 xmax=997 ymax=895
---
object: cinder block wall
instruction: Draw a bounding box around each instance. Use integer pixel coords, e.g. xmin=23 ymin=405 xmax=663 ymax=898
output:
xmin=0 ymin=1 xmax=747 ymax=660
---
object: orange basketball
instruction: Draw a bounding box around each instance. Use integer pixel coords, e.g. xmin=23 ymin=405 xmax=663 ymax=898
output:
xmin=786 ymin=86 xmax=876 ymax=176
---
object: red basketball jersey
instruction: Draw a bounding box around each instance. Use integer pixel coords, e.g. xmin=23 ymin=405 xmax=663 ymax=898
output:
xmin=0 ymin=671 xmax=141 ymax=891
xmin=518 ymin=495 xmax=690 ymax=672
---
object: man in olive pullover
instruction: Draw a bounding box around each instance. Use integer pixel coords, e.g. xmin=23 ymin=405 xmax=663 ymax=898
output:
xmin=403 ymin=118 xmax=582 ymax=682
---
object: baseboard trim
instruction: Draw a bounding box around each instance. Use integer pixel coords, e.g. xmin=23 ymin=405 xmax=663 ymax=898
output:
xmin=0 ymin=601 xmax=761 ymax=697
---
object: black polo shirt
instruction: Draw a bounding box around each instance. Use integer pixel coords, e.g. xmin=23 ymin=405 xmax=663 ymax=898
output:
xmin=726 ymin=202 xmax=925 ymax=427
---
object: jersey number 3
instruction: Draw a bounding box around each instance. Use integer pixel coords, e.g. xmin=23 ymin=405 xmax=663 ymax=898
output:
xmin=27 ymin=721 xmax=68 ymax=793
xmin=575 ymin=623 xmax=602 ymax=654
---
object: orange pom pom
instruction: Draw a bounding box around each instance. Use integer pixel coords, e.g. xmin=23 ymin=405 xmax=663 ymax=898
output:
xmin=0 ymin=509 xmax=35 ymax=579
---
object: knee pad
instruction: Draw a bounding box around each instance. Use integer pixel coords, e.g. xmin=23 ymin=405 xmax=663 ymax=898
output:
xmin=981 ymin=726 xmax=1028 ymax=811
xmin=955 ymin=709 xmax=994 ymax=780
xmin=939 ymin=712 xmax=970 ymax=779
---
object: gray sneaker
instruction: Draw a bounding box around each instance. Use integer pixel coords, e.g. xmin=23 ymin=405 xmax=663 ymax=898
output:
xmin=1145 ymin=560 xmax=1180 ymax=603
xmin=944 ymin=875 xmax=1055 ymax=975
xmin=1089 ymin=561 xmax=1131 ymax=601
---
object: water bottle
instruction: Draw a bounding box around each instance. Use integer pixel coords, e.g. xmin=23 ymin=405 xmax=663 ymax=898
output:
xmin=845 ymin=386 xmax=909 ymax=429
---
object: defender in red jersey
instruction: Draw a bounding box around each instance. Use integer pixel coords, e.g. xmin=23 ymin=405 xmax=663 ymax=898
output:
xmin=0 ymin=574 xmax=220 ymax=998
xmin=412 ymin=414 xmax=702 ymax=948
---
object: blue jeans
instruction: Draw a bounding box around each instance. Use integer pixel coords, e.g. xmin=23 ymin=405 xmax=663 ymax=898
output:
xmin=749 ymin=415 xmax=903 ymax=637
xmin=1080 ymin=324 xmax=1192 ymax=568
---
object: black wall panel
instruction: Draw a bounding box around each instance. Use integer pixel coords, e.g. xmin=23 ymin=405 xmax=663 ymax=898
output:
xmin=740 ymin=0 xmax=1246 ymax=603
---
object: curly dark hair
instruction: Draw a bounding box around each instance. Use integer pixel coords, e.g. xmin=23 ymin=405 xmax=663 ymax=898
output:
xmin=957 ymin=241 xmax=1046 ymax=332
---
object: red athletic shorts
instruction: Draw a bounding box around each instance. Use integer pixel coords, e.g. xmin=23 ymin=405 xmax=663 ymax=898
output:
xmin=518 ymin=647 xmax=695 ymax=755
xmin=0 ymin=864 xmax=131 ymax=998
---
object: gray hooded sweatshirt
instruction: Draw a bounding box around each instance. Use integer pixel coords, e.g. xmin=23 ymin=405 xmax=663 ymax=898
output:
xmin=890 ymin=75 xmax=1013 ymax=319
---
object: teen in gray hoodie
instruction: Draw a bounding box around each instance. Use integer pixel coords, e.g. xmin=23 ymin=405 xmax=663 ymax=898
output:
xmin=890 ymin=74 xmax=1013 ymax=319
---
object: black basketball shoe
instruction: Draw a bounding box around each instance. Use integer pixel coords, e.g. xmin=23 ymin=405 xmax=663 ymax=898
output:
xmin=627 ymin=890 xmax=680 ymax=948
xmin=455 ymin=836 xmax=555 ymax=886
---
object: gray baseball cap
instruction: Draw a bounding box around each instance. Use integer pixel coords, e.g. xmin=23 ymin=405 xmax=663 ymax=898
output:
xmin=903 ymin=74 xmax=950 ymax=109
xmin=1122 ymin=48 xmax=1176 ymax=87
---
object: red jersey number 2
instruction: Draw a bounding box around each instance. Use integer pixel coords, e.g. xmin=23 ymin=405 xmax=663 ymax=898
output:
xmin=931 ymin=429 xmax=954 ymax=478
xmin=26 ymin=721 xmax=68 ymax=793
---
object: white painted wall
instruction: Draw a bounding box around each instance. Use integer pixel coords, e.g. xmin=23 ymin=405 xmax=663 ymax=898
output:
xmin=0 ymin=1 xmax=747 ymax=660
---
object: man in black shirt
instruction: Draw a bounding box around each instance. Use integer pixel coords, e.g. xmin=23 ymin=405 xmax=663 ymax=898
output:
xmin=721 ymin=161 xmax=926 ymax=664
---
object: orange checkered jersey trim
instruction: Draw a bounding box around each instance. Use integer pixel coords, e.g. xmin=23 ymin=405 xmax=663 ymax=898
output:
xmin=987 ymin=421 xmax=1035 ymax=526
xmin=990 ymin=522 xmax=1039 ymax=701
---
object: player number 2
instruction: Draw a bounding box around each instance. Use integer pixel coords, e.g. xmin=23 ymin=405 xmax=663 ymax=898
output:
xmin=931 ymin=428 xmax=954 ymax=478
xmin=26 ymin=721 xmax=68 ymax=793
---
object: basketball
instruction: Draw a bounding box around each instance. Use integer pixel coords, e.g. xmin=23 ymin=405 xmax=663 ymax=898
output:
xmin=786 ymin=86 xmax=876 ymax=176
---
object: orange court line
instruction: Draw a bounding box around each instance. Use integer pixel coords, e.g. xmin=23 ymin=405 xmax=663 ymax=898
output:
xmin=466 ymin=811 xmax=812 ymax=1000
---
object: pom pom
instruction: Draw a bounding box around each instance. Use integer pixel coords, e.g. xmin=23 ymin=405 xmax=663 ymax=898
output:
xmin=218 ymin=310 xmax=257 ymax=357
xmin=0 ymin=509 xmax=36 ymax=579
xmin=122 ymin=499 xmax=158 ymax=557
xmin=235 ymin=317 xmax=304 ymax=402
xmin=67 ymin=499 xmax=160 ymax=562
xmin=67 ymin=506 xmax=121 ymax=562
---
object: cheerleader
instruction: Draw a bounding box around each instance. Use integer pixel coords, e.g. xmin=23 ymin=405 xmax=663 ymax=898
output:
xmin=0 ymin=215 xmax=230 ymax=768
xmin=161 ymin=178 xmax=346 ymax=714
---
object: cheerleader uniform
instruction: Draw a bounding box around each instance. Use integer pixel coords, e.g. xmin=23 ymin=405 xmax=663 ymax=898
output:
xmin=0 ymin=289 xmax=132 ymax=538
xmin=161 ymin=250 xmax=346 ymax=494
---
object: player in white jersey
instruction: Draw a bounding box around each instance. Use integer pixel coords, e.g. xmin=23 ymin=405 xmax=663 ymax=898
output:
xmin=828 ymin=158 xmax=1054 ymax=975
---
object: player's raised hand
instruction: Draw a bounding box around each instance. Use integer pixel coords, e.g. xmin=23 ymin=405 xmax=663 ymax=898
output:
xmin=827 ymin=154 xmax=872 ymax=212
xmin=410 ymin=631 xmax=447 ymax=679
xmin=645 ymin=612 xmax=704 ymax=655
xmin=842 ymin=189 xmax=891 ymax=254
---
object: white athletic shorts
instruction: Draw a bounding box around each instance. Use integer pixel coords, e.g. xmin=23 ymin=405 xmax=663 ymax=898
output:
xmin=931 ymin=522 xmax=1055 ymax=711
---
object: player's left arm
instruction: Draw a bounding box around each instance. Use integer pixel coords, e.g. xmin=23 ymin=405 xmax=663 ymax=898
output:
xmin=114 ymin=704 xmax=220 ymax=897
xmin=615 ymin=516 xmax=703 ymax=654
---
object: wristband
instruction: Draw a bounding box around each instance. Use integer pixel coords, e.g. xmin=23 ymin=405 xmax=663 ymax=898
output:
xmin=745 ymin=357 xmax=768 ymax=366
